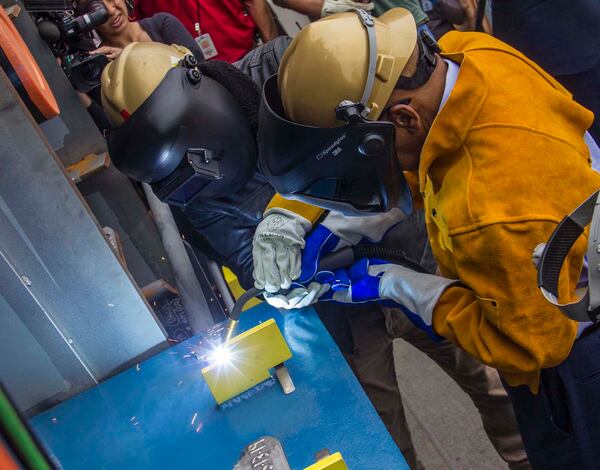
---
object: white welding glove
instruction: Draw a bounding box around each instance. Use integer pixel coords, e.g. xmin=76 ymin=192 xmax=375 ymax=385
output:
xmin=253 ymin=208 xmax=311 ymax=293
xmin=264 ymin=282 xmax=331 ymax=310
xmin=321 ymin=0 xmax=374 ymax=17
xmin=297 ymin=207 xmax=407 ymax=284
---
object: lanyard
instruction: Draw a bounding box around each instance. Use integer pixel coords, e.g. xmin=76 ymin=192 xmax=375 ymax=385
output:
xmin=179 ymin=0 xmax=202 ymax=35
xmin=194 ymin=0 xmax=201 ymax=35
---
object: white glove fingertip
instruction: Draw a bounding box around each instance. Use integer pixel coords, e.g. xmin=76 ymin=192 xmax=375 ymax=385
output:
xmin=264 ymin=282 xmax=281 ymax=294
xmin=280 ymin=278 xmax=292 ymax=290
xmin=294 ymin=293 xmax=314 ymax=309
xmin=265 ymin=295 xmax=287 ymax=309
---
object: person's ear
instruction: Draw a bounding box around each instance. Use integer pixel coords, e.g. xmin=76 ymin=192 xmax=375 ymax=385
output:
xmin=388 ymin=103 xmax=422 ymax=134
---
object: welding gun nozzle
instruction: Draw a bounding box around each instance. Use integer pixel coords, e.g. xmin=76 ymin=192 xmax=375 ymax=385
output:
xmin=224 ymin=319 xmax=239 ymax=344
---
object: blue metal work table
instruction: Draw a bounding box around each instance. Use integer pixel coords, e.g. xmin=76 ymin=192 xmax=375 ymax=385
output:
xmin=32 ymin=304 xmax=407 ymax=469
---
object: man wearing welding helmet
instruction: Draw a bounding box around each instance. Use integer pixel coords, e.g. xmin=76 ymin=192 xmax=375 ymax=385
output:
xmin=255 ymin=8 xmax=600 ymax=468
xmin=101 ymin=38 xmax=528 ymax=468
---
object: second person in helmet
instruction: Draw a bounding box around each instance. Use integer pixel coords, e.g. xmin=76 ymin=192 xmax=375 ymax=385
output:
xmin=102 ymin=40 xmax=291 ymax=286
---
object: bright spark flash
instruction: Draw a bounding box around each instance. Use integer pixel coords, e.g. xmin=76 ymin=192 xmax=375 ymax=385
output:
xmin=208 ymin=345 xmax=233 ymax=366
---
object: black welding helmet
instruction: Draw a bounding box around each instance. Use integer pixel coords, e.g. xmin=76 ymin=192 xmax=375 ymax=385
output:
xmin=257 ymin=9 xmax=420 ymax=216
xmin=104 ymin=43 xmax=257 ymax=207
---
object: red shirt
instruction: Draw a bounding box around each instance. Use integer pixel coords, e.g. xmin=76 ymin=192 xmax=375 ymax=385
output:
xmin=134 ymin=0 xmax=257 ymax=62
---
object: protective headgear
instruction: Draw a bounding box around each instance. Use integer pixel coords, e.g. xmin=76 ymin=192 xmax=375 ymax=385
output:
xmin=258 ymin=8 xmax=425 ymax=216
xmin=102 ymin=42 xmax=258 ymax=206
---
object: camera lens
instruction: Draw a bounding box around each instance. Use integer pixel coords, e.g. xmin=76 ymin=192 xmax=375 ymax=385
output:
xmin=80 ymin=60 xmax=102 ymax=83
xmin=71 ymin=55 xmax=109 ymax=93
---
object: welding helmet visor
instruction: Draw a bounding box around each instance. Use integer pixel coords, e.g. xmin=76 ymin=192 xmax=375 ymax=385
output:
xmin=107 ymin=64 xmax=257 ymax=207
xmin=258 ymin=74 xmax=412 ymax=216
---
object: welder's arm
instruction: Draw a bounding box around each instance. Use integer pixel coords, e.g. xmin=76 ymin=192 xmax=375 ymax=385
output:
xmin=434 ymin=0 xmax=466 ymax=25
xmin=431 ymin=220 xmax=582 ymax=379
xmin=243 ymin=0 xmax=279 ymax=42
xmin=272 ymin=0 xmax=373 ymax=20
xmin=272 ymin=0 xmax=324 ymax=20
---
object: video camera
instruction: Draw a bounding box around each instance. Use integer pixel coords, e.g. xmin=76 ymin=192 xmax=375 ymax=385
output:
xmin=24 ymin=0 xmax=110 ymax=92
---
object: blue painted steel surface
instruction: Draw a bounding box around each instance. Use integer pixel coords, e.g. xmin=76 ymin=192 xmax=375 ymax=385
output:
xmin=32 ymin=305 xmax=407 ymax=469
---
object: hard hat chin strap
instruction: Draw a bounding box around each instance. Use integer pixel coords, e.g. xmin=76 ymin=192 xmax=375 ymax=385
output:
xmin=395 ymin=28 xmax=440 ymax=90
xmin=336 ymin=9 xmax=378 ymax=122
xmin=356 ymin=9 xmax=377 ymax=117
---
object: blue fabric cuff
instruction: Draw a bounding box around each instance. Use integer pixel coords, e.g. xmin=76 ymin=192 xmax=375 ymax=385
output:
xmin=299 ymin=225 xmax=340 ymax=283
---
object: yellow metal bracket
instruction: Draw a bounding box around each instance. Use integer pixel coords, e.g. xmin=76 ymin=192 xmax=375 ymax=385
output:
xmin=201 ymin=319 xmax=293 ymax=404
xmin=304 ymin=452 xmax=348 ymax=470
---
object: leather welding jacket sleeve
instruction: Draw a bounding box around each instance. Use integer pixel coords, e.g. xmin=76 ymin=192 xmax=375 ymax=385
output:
xmin=419 ymin=32 xmax=600 ymax=393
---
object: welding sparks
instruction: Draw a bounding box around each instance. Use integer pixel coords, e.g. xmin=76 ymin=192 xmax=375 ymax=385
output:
xmin=190 ymin=412 xmax=197 ymax=426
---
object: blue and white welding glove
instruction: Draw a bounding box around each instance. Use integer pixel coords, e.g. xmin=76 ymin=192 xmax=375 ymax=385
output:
xmin=322 ymin=258 xmax=458 ymax=340
xmin=253 ymin=208 xmax=311 ymax=293
xmin=298 ymin=208 xmax=407 ymax=283
xmin=264 ymin=209 xmax=407 ymax=309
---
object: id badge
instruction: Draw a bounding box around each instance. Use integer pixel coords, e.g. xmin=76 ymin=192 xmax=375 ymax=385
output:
xmin=196 ymin=33 xmax=218 ymax=60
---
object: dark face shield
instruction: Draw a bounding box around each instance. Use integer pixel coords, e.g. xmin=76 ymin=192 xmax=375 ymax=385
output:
xmin=258 ymin=75 xmax=412 ymax=216
xmin=107 ymin=65 xmax=257 ymax=207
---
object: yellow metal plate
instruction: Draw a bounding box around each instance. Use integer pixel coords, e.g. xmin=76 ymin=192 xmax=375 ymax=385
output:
xmin=304 ymin=452 xmax=347 ymax=470
xmin=201 ymin=319 xmax=292 ymax=404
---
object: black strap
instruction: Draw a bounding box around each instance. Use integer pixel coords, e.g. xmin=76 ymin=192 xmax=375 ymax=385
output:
xmin=475 ymin=0 xmax=487 ymax=32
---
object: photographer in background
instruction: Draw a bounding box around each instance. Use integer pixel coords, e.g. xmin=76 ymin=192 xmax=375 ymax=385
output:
xmin=134 ymin=0 xmax=279 ymax=62
xmin=84 ymin=0 xmax=202 ymax=62
xmin=75 ymin=0 xmax=202 ymax=132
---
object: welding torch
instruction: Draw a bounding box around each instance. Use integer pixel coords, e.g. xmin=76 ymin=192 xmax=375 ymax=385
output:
xmin=223 ymin=245 xmax=427 ymax=343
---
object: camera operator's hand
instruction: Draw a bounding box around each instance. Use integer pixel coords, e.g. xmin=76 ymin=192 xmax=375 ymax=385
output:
xmin=91 ymin=46 xmax=123 ymax=61
xmin=76 ymin=91 xmax=92 ymax=109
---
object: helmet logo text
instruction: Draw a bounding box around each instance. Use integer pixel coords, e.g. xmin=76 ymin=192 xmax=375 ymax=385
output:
xmin=315 ymin=134 xmax=347 ymax=161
